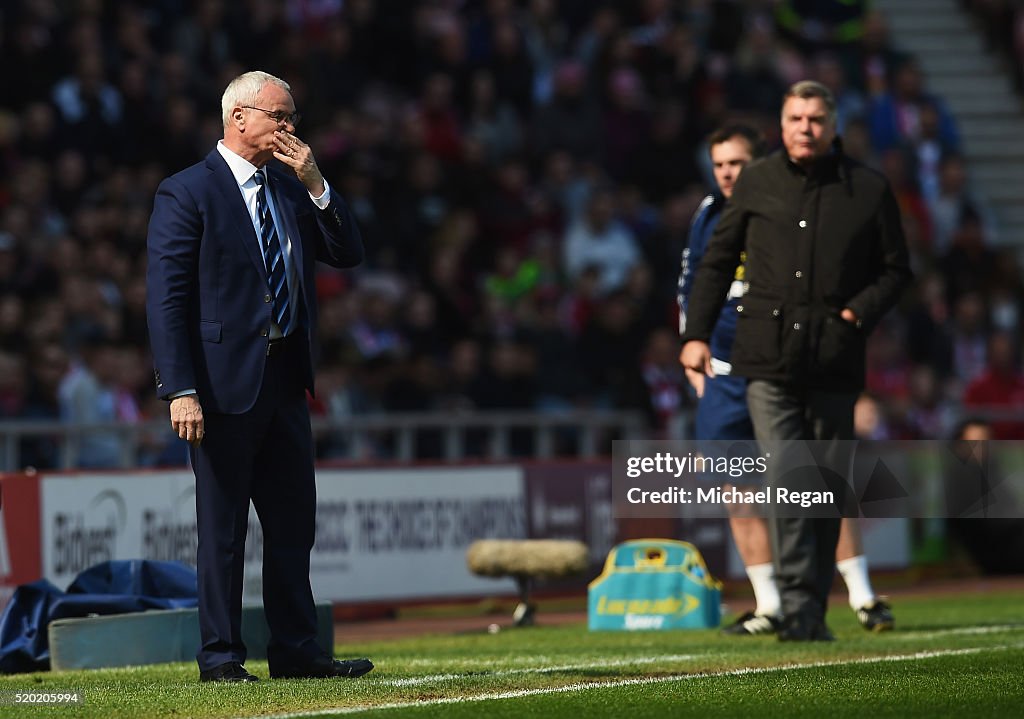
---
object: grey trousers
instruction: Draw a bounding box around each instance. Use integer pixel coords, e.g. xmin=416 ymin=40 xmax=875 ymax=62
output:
xmin=746 ymin=379 xmax=857 ymax=622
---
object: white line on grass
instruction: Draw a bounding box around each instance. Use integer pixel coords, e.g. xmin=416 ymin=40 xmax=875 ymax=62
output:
xmin=399 ymin=654 xmax=597 ymax=668
xmin=384 ymin=654 xmax=697 ymax=687
xmin=246 ymin=642 xmax=1024 ymax=719
xmin=893 ymin=624 xmax=1024 ymax=640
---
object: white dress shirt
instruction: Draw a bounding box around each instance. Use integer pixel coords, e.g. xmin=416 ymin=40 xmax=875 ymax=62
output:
xmin=216 ymin=140 xmax=331 ymax=338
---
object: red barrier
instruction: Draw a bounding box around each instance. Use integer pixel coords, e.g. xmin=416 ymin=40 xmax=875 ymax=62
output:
xmin=0 ymin=473 xmax=42 ymax=613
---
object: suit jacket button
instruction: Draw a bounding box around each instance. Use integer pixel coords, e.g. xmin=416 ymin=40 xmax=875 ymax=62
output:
xmin=264 ymin=293 xmax=272 ymax=303
xmin=261 ymin=329 xmax=269 ymax=337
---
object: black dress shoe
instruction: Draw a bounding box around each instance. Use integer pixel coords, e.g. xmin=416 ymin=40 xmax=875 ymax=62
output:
xmin=199 ymin=661 xmax=259 ymax=683
xmin=269 ymin=655 xmax=374 ymax=679
xmin=777 ymin=613 xmax=835 ymax=642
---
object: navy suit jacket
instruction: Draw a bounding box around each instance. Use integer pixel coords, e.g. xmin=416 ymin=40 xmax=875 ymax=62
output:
xmin=146 ymin=148 xmax=363 ymax=414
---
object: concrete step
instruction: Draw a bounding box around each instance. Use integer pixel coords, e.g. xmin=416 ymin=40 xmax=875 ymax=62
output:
xmin=968 ymin=154 xmax=1024 ymax=171
xmin=875 ymin=0 xmax=963 ymax=15
xmin=990 ymin=208 xmax=1024 ymax=243
xmin=958 ymin=116 xmax=1024 ymax=136
xmin=965 ymin=138 xmax=1024 ymax=158
xmin=930 ymin=75 xmax=1013 ymax=97
xmin=999 ymin=235 xmax=1023 ymax=248
xmin=884 ymin=14 xmax=972 ymax=34
xmin=896 ymin=31 xmax=985 ymax=55
xmin=961 ymin=128 xmax=1023 ymax=146
xmin=976 ymin=183 xmax=1024 ymax=204
xmin=998 ymin=211 xmax=1024 ymax=220
xmin=976 ymin=183 xmax=1024 ymax=202
xmin=991 ymin=224 xmax=1024 ymax=247
xmin=990 ymin=201 xmax=1024 ymax=218
xmin=995 ymin=224 xmax=1024 ymax=245
xmin=911 ymin=48 xmax=992 ymax=63
xmin=970 ymin=165 xmax=1024 ymax=186
xmin=918 ymin=54 xmax=997 ymax=76
xmin=947 ymin=95 xmax=1022 ymax=116
xmin=875 ymin=0 xmax=959 ymax=9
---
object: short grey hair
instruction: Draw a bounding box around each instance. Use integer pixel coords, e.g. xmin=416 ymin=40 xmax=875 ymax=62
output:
xmin=221 ymin=71 xmax=291 ymax=128
xmin=782 ymin=80 xmax=837 ymax=126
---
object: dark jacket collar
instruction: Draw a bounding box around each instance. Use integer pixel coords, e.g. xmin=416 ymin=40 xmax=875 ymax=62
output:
xmin=781 ymin=138 xmax=849 ymax=183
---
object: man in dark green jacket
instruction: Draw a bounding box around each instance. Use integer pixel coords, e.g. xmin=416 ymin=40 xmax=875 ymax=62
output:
xmin=680 ymin=80 xmax=911 ymax=641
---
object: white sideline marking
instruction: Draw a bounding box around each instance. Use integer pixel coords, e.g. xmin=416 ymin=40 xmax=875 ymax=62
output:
xmin=385 ymin=654 xmax=697 ymax=687
xmin=894 ymin=624 xmax=1024 ymax=640
xmin=247 ymin=643 xmax=1024 ymax=718
xmin=400 ymin=654 xmax=642 ymax=668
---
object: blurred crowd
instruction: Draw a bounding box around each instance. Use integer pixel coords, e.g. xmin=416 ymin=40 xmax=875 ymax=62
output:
xmin=1 ymin=0 xmax=1023 ymax=469
xmin=964 ymin=0 xmax=1024 ymax=93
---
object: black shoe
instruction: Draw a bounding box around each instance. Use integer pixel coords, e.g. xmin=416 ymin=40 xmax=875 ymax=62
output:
xmin=856 ymin=600 xmax=894 ymax=632
xmin=269 ymin=655 xmax=374 ymax=680
xmin=777 ymin=613 xmax=835 ymax=642
xmin=721 ymin=611 xmax=780 ymax=636
xmin=199 ymin=661 xmax=259 ymax=683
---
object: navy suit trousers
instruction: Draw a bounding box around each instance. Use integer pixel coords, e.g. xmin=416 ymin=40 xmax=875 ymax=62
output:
xmin=190 ymin=334 xmax=320 ymax=671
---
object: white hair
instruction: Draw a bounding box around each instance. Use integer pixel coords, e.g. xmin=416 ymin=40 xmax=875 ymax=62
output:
xmin=221 ymin=71 xmax=291 ymax=128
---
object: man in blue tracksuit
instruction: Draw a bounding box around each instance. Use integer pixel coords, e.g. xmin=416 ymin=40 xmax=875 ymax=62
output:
xmin=677 ymin=126 xmax=757 ymax=444
xmin=678 ymin=124 xmax=893 ymax=635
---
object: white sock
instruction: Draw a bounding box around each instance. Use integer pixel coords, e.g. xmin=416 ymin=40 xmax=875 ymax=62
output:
xmin=836 ymin=555 xmax=875 ymax=610
xmin=745 ymin=562 xmax=781 ymax=617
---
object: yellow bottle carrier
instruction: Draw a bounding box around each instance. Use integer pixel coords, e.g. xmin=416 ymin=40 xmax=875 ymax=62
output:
xmin=588 ymin=539 xmax=722 ymax=631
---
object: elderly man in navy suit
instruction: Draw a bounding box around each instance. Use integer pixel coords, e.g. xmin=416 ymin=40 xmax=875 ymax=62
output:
xmin=146 ymin=70 xmax=372 ymax=683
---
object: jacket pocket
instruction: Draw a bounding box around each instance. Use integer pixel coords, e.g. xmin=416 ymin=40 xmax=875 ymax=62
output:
xmin=199 ymin=320 xmax=222 ymax=343
xmin=816 ymin=313 xmax=863 ymax=372
xmin=732 ymin=296 xmax=782 ymax=366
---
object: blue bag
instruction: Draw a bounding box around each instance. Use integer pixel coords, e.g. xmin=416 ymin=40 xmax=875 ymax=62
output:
xmin=588 ymin=539 xmax=721 ymax=631
xmin=0 ymin=560 xmax=197 ymax=673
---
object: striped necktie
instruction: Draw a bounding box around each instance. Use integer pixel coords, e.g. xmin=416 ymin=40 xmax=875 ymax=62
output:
xmin=254 ymin=170 xmax=293 ymax=337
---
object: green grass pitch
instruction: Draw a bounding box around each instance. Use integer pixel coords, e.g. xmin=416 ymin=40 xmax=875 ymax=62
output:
xmin=2 ymin=589 xmax=1022 ymax=718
